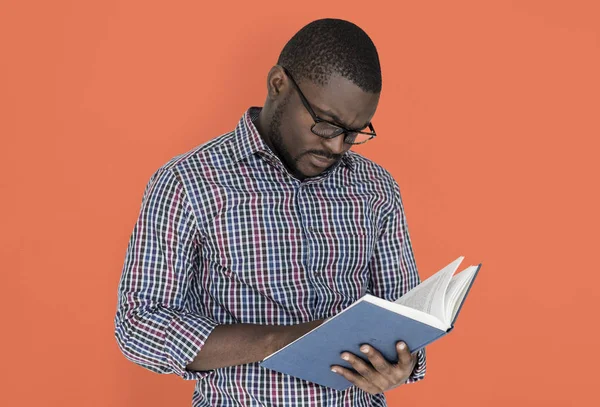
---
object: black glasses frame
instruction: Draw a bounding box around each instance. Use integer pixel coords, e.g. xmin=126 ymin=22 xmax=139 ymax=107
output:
xmin=280 ymin=66 xmax=377 ymax=145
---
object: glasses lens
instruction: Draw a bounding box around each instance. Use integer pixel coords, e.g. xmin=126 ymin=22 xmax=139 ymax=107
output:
xmin=312 ymin=121 xmax=345 ymax=138
xmin=345 ymin=132 xmax=373 ymax=144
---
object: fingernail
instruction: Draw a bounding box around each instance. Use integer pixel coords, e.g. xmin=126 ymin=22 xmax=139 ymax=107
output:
xmin=342 ymin=354 xmax=349 ymax=360
xmin=398 ymin=342 xmax=406 ymax=350
xmin=360 ymin=346 xmax=369 ymax=353
xmin=331 ymin=367 xmax=337 ymax=373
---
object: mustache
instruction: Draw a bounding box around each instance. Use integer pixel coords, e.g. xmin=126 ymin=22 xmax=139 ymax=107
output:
xmin=306 ymin=151 xmax=342 ymax=161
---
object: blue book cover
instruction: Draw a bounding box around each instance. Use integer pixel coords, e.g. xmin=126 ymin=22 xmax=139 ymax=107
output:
xmin=259 ymin=261 xmax=482 ymax=391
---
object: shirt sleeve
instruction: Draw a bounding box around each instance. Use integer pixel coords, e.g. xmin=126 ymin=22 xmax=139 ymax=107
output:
xmin=367 ymin=174 xmax=426 ymax=383
xmin=114 ymin=167 xmax=218 ymax=380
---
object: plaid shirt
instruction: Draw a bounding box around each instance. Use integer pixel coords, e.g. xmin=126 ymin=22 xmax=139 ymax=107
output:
xmin=115 ymin=107 xmax=426 ymax=406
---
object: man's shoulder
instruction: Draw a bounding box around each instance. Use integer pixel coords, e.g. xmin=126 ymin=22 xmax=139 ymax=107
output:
xmin=162 ymin=131 xmax=237 ymax=173
xmin=141 ymin=131 xmax=239 ymax=196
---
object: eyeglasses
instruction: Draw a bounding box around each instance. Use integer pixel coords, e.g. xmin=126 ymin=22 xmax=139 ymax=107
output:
xmin=280 ymin=66 xmax=377 ymax=145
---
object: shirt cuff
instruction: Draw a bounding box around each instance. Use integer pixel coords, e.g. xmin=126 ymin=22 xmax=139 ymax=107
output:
xmin=405 ymin=348 xmax=426 ymax=384
xmin=164 ymin=311 xmax=219 ymax=380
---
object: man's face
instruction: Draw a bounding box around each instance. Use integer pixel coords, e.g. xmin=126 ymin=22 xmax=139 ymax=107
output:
xmin=267 ymin=72 xmax=380 ymax=180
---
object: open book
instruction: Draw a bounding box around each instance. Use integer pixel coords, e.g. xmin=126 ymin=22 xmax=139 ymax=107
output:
xmin=259 ymin=256 xmax=481 ymax=390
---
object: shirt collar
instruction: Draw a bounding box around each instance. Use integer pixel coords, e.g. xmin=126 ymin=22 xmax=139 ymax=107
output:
xmin=231 ymin=106 xmax=355 ymax=172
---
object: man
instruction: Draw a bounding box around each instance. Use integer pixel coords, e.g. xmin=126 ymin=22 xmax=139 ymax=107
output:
xmin=115 ymin=18 xmax=426 ymax=406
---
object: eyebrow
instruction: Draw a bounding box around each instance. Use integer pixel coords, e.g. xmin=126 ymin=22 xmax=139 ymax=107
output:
xmin=315 ymin=106 xmax=370 ymax=131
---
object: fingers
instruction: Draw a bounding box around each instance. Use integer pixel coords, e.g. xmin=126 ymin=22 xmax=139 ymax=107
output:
xmin=331 ymin=346 xmax=395 ymax=394
xmin=330 ymin=363 xmax=383 ymax=395
xmin=358 ymin=345 xmax=394 ymax=376
xmin=396 ymin=341 xmax=412 ymax=367
xmin=346 ymin=350 xmax=378 ymax=381
xmin=330 ymin=343 xmax=415 ymax=394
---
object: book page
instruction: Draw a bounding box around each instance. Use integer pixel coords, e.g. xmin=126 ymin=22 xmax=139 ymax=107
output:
xmin=364 ymin=295 xmax=448 ymax=330
xmin=444 ymin=266 xmax=477 ymax=323
xmin=445 ymin=266 xmax=478 ymax=323
xmin=395 ymin=257 xmax=463 ymax=322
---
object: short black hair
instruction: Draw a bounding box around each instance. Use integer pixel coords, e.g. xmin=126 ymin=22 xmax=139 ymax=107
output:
xmin=277 ymin=18 xmax=382 ymax=93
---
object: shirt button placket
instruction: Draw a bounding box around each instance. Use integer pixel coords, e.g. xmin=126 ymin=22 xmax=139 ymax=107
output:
xmin=295 ymin=183 xmax=311 ymax=271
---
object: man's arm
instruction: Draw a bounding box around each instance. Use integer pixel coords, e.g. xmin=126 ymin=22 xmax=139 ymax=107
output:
xmin=115 ymin=167 xmax=218 ymax=379
xmin=115 ymin=167 xmax=323 ymax=379
xmin=185 ymin=319 xmax=324 ymax=372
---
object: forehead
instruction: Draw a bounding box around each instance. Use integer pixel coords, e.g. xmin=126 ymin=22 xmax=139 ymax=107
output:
xmin=299 ymin=73 xmax=380 ymax=128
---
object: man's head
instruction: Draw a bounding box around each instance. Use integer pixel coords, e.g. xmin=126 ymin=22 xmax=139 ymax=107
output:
xmin=256 ymin=18 xmax=382 ymax=180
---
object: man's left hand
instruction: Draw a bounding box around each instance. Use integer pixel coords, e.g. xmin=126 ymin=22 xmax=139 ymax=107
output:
xmin=330 ymin=341 xmax=416 ymax=395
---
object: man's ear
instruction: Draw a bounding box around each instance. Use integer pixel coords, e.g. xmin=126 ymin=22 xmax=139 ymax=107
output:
xmin=266 ymin=65 xmax=287 ymax=99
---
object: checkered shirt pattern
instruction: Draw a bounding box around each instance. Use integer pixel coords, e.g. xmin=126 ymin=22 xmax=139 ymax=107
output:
xmin=115 ymin=107 xmax=426 ymax=406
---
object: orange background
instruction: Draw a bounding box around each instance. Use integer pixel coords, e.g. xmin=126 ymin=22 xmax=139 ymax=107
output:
xmin=1 ymin=1 xmax=599 ymax=406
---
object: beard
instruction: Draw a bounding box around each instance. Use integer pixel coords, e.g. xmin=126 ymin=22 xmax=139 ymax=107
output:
xmin=268 ymin=93 xmax=304 ymax=178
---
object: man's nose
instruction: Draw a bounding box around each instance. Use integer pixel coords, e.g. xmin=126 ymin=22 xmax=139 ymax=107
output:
xmin=322 ymin=134 xmax=347 ymax=156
